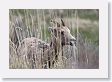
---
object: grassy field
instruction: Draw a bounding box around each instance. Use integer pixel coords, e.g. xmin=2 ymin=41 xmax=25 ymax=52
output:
xmin=9 ymin=9 xmax=99 ymax=69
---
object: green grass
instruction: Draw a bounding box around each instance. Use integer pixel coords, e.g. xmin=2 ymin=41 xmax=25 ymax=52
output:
xmin=73 ymin=27 xmax=99 ymax=46
xmin=78 ymin=9 xmax=99 ymax=21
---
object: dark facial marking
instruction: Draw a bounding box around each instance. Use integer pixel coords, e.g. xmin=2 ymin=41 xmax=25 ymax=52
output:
xmin=70 ymin=42 xmax=73 ymax=46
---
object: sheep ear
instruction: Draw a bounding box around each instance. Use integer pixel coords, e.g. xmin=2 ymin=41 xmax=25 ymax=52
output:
xmin=61 ymin=19 xmax=65 ymax=26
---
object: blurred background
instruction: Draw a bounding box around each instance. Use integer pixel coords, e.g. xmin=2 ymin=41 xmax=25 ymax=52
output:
xmin=9 ymin=9 xmax=99 ymax=69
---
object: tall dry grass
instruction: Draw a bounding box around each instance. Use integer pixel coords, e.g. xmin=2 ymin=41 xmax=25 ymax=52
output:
xmin=9 ymin=9 xmax=99 ymax=69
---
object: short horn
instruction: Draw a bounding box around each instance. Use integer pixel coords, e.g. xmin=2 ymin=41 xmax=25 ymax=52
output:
xmin=61 ymin=19 xmax=65 ymax=26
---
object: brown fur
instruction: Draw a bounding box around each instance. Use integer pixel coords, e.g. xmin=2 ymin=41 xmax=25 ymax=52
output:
xmin=17 ymin=18 xmax=76 ymax=69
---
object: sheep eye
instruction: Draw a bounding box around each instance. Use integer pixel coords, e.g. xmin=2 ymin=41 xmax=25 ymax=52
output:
xmin=61 ymin=31 xmax=64 ymax=35
xmin=50 ymin=20 xmax=53 ymax=22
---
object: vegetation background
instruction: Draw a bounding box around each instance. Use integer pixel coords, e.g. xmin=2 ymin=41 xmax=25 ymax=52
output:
xmin=9 ymin=9 xmax=99 ymax=69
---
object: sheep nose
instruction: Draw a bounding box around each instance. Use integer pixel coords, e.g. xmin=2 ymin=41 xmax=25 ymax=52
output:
xmin=70 ymin=38 xmax=76 ymax=46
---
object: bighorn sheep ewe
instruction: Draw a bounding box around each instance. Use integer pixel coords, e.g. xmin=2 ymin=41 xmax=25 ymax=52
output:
xmin=16 ymin=18 xmax=77 ymax=69
xmin=48 ymin=18 xmax=77 ymax=68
